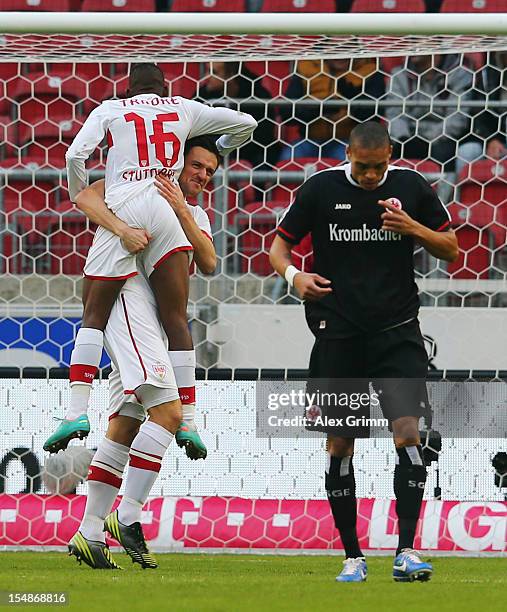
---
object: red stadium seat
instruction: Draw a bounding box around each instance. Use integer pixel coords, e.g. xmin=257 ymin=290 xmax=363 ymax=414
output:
xmin=80 ymin=0 xmax=155 ymax=11
xmin=237 ymin=201 xmax=313 ymax=275
xmin=446 ymin=225 xmax=492 ymax=280
xmin=441 ymin=0 xmax=504 ymax=12
xmin=271 ymin=158 xmax=339 ymax=201
xmin=171 ymin=0 xmax=245 ymax=11
xmin=261 ymin=0 xmax=336 ymax=11
xmin=157 ymin=63 xmax=200 ymax=99
xmin=0 ymin=0 xmax=71 ymax=9
xmin=351 ymin=0 xmax=425 ymax=10
xmin=49 ymin=200 xmax=95 ymax=275
xmin=391 ymin=158 xmax=442 ymax=188
xmin=17 ymin=120 xmax=81 ymax=167
xmin=8 ymin=72 xmax=86 ymax=127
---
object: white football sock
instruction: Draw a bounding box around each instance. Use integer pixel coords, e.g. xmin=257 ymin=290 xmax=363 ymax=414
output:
xmin=80 ymin=438 xmax=129 ymax=542
xmin=67 ymin=328 xmax=104 ymax=421
xmin=169 ymin=350 xmax=196 ymax=429
xmin=117 ymin=421 xmax=174 ymax=526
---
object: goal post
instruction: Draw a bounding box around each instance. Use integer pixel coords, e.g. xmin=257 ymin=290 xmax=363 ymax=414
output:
xmin=1 ymin=12 xmax=507 ymax=61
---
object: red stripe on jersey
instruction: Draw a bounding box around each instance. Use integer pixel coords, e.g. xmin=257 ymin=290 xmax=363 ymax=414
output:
xmin=129 ymin=454 xmax=161 ymax=473
xmin=87 ymin=465 xmax=122 ymax=489
xmin=435 ymin=220 xmax=451 ymax=232
xmin=83 ymin=271 xmax=138 ymax=281
xmin=277 ymin=226 xmax=296 ymax=240
xmin=107 ymin=130 xmax=113 ymax=149
xmin=121 ymin=295 xmax=147 ymax=385
xmin=179 ymin=386 xmax=196 ymax=405
xmin=108 ymin=411 xmax=120 ymax=421
xmin=202 ymin=230 xmax=213 ymax=242
xmin=153 ymin=246 xmax=193 ymax=270
xmin=70 ymin=364 xmax=97 ymax=385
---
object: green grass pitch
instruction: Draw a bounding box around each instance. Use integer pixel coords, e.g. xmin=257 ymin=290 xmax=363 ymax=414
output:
xmin=0 ymin=553 xmax=505 ymax=611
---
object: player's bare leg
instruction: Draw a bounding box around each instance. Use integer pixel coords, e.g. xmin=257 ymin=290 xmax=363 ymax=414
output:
xmin=326 ymin=437 xmax=367 ymax=582
xmin=105 ymin=393 xmax=182 ymax=569
xmin=44 ymin=278 xmax=127 ymax=453
xmin=391 ymin=416 xmax=432 ymax=582
xmin=149 ymin=252 xmax=206 ymax=458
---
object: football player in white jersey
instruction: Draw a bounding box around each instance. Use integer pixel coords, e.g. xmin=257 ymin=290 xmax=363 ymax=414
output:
xmin=44 ymin=64 xmax=256 ymax=453
xmin=68 ymin=136 xmax=220 ymax=569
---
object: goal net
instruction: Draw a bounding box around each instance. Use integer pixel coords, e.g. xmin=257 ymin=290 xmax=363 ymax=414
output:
xmin=0 ymin=13 xmax=506 ymax=554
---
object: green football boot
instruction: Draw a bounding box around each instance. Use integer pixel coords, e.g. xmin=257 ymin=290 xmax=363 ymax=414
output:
xmin=175 ymin=421 xmax=207 ymax=460
xmin=43 ymin=414 xmax=90 ymax=453
xmin=68 ymin=532 xmax=122 ymax=570
xmin=104 ymin=510 xmax=158 ymax=569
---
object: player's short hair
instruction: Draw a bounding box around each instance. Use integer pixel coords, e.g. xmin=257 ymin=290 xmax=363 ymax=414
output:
xmin=128 ymin=63 xmax=165 ymax=92
xmin=349 ymin=121 xmax=391 ymax=150
xmin=184 ymin=135 xmax=223 ymax=168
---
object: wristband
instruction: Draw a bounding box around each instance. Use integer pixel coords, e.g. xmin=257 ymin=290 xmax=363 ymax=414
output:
xmin=284 ymin=265 xmax=301 ymax=287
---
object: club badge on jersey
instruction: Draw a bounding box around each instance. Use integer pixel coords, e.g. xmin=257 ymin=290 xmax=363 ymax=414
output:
xmin=387 ymin=197 xmax=403 ymax=211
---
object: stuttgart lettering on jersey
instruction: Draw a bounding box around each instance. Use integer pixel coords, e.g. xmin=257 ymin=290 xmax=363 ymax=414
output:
xmin=328 ymin=223 xmax=402 ymax=242
xmin=121 ymin=167 xmax=175 ymax=182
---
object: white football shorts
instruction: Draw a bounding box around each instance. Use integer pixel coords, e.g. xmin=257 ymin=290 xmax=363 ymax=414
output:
xmin=83 ymin=185 xmax=193 ymax=280
xmin=104 ymin=285 xmax=178 ymax=421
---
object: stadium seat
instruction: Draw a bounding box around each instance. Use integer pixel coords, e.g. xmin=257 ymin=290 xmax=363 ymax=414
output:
xmin=48 ymin=200 xmax=95 ymax=275
xmin=271 ymin=158 xmax=339 ymax=201
xmin=170 ymin=0 xmax=245 ymax=11
xmin=261 ymin=0 xmax=336 ymax=11
xmin=237 ymin=201 xmax=286 ymax=275
xmin=0 ymin=0 xmax=71 ymax=9
xmin=351 ymin=0 xmax=425 ymax=10
xmin=391 ymin=158 xmax=442 ymax=187
xmin=0 ymin=161 xmax=59 ymax=274
xmin=237 ymin=201 xmax=313 ymax=275
xmin=8 ymin=73 xmax=86 ymax=127
xmin=440 ymin=0 xmax=504 ymax=12
xmin=80 ymin=0 xmax=155 ymax=11
xmin=157 ymin=63 xmax=200 ymax=98
xmin=17 ymin=120 xmax=81 ymax=167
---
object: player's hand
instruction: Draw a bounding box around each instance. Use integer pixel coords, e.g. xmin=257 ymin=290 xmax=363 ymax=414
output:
xmin=378 ymin=199 xmax=420 ymax=236
xmin=293 ymin=273 xmax=332 ymax=301
xmin=119 ymin=227 xmax=151 ymax=254
xmin=155 ymin=175 xmax=186 ymax=214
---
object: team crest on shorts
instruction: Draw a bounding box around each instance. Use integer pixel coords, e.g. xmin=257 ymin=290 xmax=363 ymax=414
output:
xmin=387 ymin=197 xmax=402 ymax=210
xmin=152 ymin=363 xmax=167 ymax=379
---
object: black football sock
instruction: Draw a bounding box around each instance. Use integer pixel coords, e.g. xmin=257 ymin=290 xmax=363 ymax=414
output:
xmin=325 ymin=455 xmax=363 ymax=559
xmin=394 ymin=445 xmax=427 ymax=556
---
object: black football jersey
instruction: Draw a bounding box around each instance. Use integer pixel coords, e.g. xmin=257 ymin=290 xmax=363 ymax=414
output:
xmin=277 ymin=163 xmax=451 ymax=338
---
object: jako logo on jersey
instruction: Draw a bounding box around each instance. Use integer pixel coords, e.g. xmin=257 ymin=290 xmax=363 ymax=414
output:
xmin=152 ymin=363 xmax=167 ymax=379
xmin=329 ymin=223 xmax=402 ymax=242
xmin=335 ymin=203 xmax=352 ymax=210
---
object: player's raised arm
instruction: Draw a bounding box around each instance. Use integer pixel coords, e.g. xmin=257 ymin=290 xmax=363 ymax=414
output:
xmin=65 ymin=104 xmax=111 ymax=202
xmin=185 ymin=99 xmax=257 ymax=157
xmin=75 ymin=179 xmax=150 ymax=255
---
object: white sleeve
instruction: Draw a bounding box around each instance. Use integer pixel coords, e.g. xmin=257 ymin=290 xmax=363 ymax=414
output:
xmin=184 ymin=99 xmax=257 ymax=157
xmin=65 ymin=103 xmax=110 ymax=202
xmin=191 ymin=205 xmax=213 ymax=239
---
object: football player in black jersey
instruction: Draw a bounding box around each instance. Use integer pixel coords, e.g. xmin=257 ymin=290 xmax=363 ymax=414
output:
xmin=270 ymin=121 xmax=458 ymax=583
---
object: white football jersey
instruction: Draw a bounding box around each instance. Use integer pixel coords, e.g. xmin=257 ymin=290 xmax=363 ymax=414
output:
xmin=66 ymin=94 xmax=257 ymax=211
xmin=122 ymin=202 xmax=212 ymax=308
